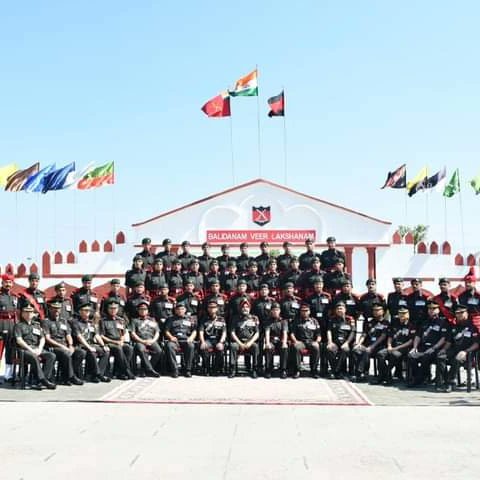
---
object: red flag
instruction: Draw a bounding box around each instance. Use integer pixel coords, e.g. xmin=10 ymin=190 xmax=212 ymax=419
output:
xmin=201 ymin=92 xmax=231 ymax=117
xmin=267 ymin=91 xmax=285 ymax=117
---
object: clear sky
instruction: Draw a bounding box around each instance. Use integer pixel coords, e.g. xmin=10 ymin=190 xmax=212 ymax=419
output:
xmin=1 ymin=1 xmax=479 ymax=264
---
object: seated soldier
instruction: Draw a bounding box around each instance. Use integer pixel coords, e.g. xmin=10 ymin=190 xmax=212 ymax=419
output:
xmin=229 ymin=299 xmax=260 ymax=379
xmin=435 ymin=304 xmax=479 ymax=392
xmin=198 ymin=300 xmax=227 ymax=375
xmin=72 ymin=301 xmax=111 ymax=383
xmin=164 ymin=303 xmax=197 ymax=378
xmin=263 ymin=302 xmax=288 ymax=379
xmin=375 ymin=306 xmax=415 ymax=384
xmin=130 ymin=300 xmax=162 ymax=377
xmin=290 ymin=303 xmax=321 ymax=379
xmin=351 ymin=302 xmax=388 ymax=382
xmin=408 ymin=300 xmax=448 ymax=387
xmin=14 ymin=303 xmax=56 ymax=390
xmin=326 ymin=301 xmax=355 ymax=379
xmin=99 ymin=299 xmax=135 ymax=380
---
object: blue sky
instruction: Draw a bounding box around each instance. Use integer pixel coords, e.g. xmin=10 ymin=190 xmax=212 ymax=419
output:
xmin=0 ymin=1 xmax=479 ymax=263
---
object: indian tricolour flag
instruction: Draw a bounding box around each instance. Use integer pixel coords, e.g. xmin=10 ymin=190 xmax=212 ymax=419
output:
xmin=77 ymin=161 xmax=114 ymax=190
xmin=229 ymin=69 xmax=258 ymax=97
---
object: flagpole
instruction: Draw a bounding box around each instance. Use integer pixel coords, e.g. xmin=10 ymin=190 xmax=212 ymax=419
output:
xmin=255 ymin=65 xmax=262 ymax=177
xmin=458 ymin=177 xmax=466 ymax=254
xmin=282 ymin=87 xmax=288 ymax=185
xmin=229 ymin=115 xmax=235 ymax=185
xmin=73 ymin=189 xmax=77 ymax=256
xmin=14 ymin=192 xmax=19 ymax=259
xmin=35 ymin=192 xmax=40 ymax=262
xmin=443 ymin=196 xmax=448 ymax=241
xmin=53 ymin=192 xmax=57 ymax=252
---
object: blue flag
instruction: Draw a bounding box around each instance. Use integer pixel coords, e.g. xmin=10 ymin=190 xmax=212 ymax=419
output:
xmin=22 ymin=164 xmax=56 ymax=193
xmin=41 ymin=162 xmax=75 ymax=194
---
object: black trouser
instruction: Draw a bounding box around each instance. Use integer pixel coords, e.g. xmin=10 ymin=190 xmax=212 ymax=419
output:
xmin=200 ymin=340 xmax=225 ymax=372
xmin=21 ymin=349 xmax=55 ymax=382
xmin=0 ymin=318 xmax=15 ymax=364
xmin=408 ymin=348 xmax=437 ymax=384
xmin=264 ymin=341 xmax=288 ymax=372
xmin=291 ymin=341 xmax=320 ymax=373
xmin=326 ymin=343 xmax=349 ymax=374
xmin=135 ymin=341 xmax=163 ymax=372
xmin=76 ymin=345 xmax=109 ymax=378
xmin=352 ymin=345 xmax=383 ymax=375
xmin=436 ymin=348 xmax=468 ymax=386
xmin=108 ymin=343 xmax=134 ymax=376
xmin=230 ymin=341 xmax=259 ymax=371
xmin=166 ymin=340 xmax=194 ymax=372
xmin=376 ymin=348 xmax=405 ymax=379
xmin=51 ymin=347 xmax=76 ymax=381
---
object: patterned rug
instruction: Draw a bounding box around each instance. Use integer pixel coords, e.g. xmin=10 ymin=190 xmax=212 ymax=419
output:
xmin=100 ymin=377 xmax=372 ymax=406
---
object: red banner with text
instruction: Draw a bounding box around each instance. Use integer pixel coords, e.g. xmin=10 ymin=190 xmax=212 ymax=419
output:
xmin=206 ymin=230 xmax=316 ymax=244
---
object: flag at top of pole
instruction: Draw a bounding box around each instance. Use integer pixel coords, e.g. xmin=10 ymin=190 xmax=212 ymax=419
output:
xmin=267 ymin=90 xmax=285 ymax=117
xmin=0 ymin=163 xmax=19 ymax=187
xmin=443 ymin=168 xmax=460 ymax=198
xmin=381 ymin=164 xmax=406 ymax=189
xmin=229 ymin=69 xmax=258 ymax=97
xmin=201 ymin=91 xmax=231 ymax=117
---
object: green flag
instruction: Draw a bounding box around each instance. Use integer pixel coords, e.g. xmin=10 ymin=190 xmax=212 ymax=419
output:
xmin=443 ymin=168 xmax=460 ymax=198
xmin=471 ymin=172 xmax=480 ymax=195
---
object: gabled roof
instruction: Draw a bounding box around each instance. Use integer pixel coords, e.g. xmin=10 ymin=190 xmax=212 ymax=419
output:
xmin=132 ymin=178 xmax=391 ymax=227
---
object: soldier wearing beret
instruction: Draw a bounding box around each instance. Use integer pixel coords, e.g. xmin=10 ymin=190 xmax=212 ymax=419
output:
xmin=205 ymin=259 xmax=221 ymax=286
xmin=198 ymin=300 xmax=227 ymax=375
xmin=332 ymin=280 xmax=360 ymax=319
xmin=277 ymin=242 xmax=294 ymax=274
xmin=71 ymin=275 xmax=99 ymax=315
xmin=71 ymin=302 xmax=111 ymax=382
xmin=290 ymin=303 xmax=322 ymax=378
xmin=260 ymin=259 xmax=280 ymax=298
xmin=236 ymin=242 xmax=253 ymax=275
xmin=14 ymin=303 xmax=56 ymax=390
xmin=133 ymin=237 xmax=154 ymax=270
xmin=125 ymin=281 xmax=151 ymax=321
xmin=221 ymin=261 xmax=240 ymax=295
xmin=433 ymin=278 xmax=458 ymax=325
xmin=0 ymin=274 xmax=18 ymax=381
xmin=406 ymin=278 xmax=429 ymax=328
xmin=326 ymin=301 xmax=356 ymax=378
xmin=387 ymin=278 xmax=408 ymax=325
xmin=182 ymin=258 xmax=204 ymax=294
xmin=358 ymin=279 xmax=387 ymax=320
xmin=167 ymin=259 xmax=184 ymax=296
xmin=435 ymin=304 xmax=479 ymax=392
xmin=154 ymin=238 xmax=177 ymax=272
xmin=298 ymin=238 xmax=321 ymax=272
xmin=458 ymin=269 xmax=480 ymax=318
xmin=319 ymin=236 xmax=346 ymax=272
xmin=278 ymin=256 xmax=302 ymax=290
xmin=298 ymin=256 xmax=324 ymax=294
xmin=279 ymin=282 xmax=302 ymax=324
xmin=18 ymin=272 xmax=47 ymax=320
xmin=216 ymin=244 xmax=233 ymax=273
xmin=408 ymin=300 xmax=449 ymax=387
xmin=263 ymin=302 xmax=288 ymax=379
xmin=177 ymin=240 xmax=197 ymax=272
xmin=48 ymin=281 xmax=75 ymax=324
xmin=125 ymin=256 xmax=147 ymax=293
xmin=99 ymin=299 xmax=135 ymax=380
xmin=198 ymin=242 xmax=214 ymax=274
xmin=375 ymin=307 xmax=415 ymax=384
xmin=150 ymin=283 xmax=176 ymax=332
xmin=229 ymin=299 xmax=260 ymax=378
xmin=305 ymin=277 xmax=331 ymax=333
xmin=176 ymin=280 xmax=201 ymax=317
xmin=44 ymin=301 xmax=84 ymax=386
xmin=244 ymin=260 xmax=261 ymax=293
xmin=100 ymin=279 xmax=126 ymax=317
xmin=201 ymin=279 xmax=227 ymax=319
xmin=164 ymin=303 xmax=197 ymax=377
xmin=323 ymin=259 xmax=350 ymax=295
xmin=254 ymin=241 xmax=271 ymax=275
xmin=130 ymin=300 xmax=162 ymax=377
xmin=145 ymin=258 xmax=168 ymax=297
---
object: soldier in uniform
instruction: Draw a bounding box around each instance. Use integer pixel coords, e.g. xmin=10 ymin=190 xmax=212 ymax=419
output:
xmin=178 ymin=240 xmax=197 ymax=271
xmin=155 ymin=238 xmax=177 ymax=272
xmin=319 ymin=236 xmax=346 ymax=272
xmin=130 ymin=300 xmax=162 ymax=377
xmin=164 ymin=303 xmax=197 ymax=377
xmin=263 ymin=302 xmax=288 ymax=378
xmin=323 ymin=259 xmax=350 ymax=295
xmin=305 ymin=277 xmax=331 ymax=334
xmin=406 ymin=278 xmax=429 ymax=327
xmin=386 ymin=278 xmax=408 ymax=325
xmin=71 ymin=275 xmax=99 ymax=315
xmin=244 ymin=260 xmax=261 ymax=293
xmin=182 ymin=259 xmax=204 ymax=294
xmin=14 ymin=303 xmax=56 ymax=390
xmin=44 ymin=301 xmax=83 ymax=385
xmin=433 ymin=278 xmax=458 ymax=325
xmin=221 ymin=261 xmax=240 ymax=296
xmin=229 ymin=299 xmax=260 ymax=378
xmin=150 ymin=283 xmax=176 ymax=331
xmin=375 ymin=307 xmax=415 ymax=384
xmin=254 ymin=241 xmax=271 ymax=275
xmin=125 ymin=281 xmax=151 ymax=322
xmin=216 ymin=244 xmax=232 ymax=273
xmin=125 ymin=256 xmax=147 ymax=292
xmin=290 ymin=303 xmax=322 ymax=378
xmin=18 ymin=272 xmax=47 ymax=320
xmin=201 ymin=279 xmax=227 ymax=319
xmin=198 ymin=300 xmax=227 ymax=375
xmin=0 ymin=273 xmax=18 ymax=382
xmin=145 ymin=258 xmax=168 ymax=297
xmin=435 ymin=304 xmax=479 ymax=392
xmin=99 ymin=299 xmax=135 ymax=380
xmin=298 ymin=238 xmax=320 ymax=272
xmin=326 ymin=301 xmax=356 ymax=378
xmin=351 ymin=303 xmax=389 ymax=382
xmin=408 ymin=300 xmax=449 ymax=387
xmin=358 ymin=279 xmax=386 ymax=320
xmin=277 ymin=241 xmax=294 ymax=273
xmin=133 ymin=237 xmax=154 ymax=270
xmin=261 ymin=259 xmax=280 ymax=298
xmin=458 ymin=269 xmax=480 ymax=319
xmin=298 ymin=257 xmax=324 ymax=294
xmin=168 ymin=259 xmax=184 ymax=296
xmin=205 ymin=259 xmax=221 ymax=285
xmin=226 ymin=279 xmax=251 ymax=327
xmin=176 ymin=279 xmax=201 ymax=317
xmin=100 ymin=279 xmax=126 ymax=317
xmin=71 ymin=302 xmax=111 ymax=382
xmin=333 ymin=280 xmax=360 ymax=319
xmin=279 ymin=282 xmax=302 ymax=324
xmin=198 ymin=242 xmax=214 ymax=274
xmin=49 ymin=282 xmax=75 ymax=324
xmin=278 ymin=256 xmax=302 ymax=290
xmin=236 ymin=242 xmax=253 ymax=275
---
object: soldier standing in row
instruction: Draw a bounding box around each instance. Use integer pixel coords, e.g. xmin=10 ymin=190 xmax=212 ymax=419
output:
xmin=0 ymin=273 xmax=18 ymax=382
xmin=18 ymin=272 xmax=47 ymax=320
xmin=155 ymin=238 xmax=176 ymax=272
xmin=319 ymin=236 xmax=346 ymax=272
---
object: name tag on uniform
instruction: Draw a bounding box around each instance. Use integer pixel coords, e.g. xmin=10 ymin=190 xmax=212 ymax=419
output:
xmin=37 ymin=297 xmax=44 ymax=304
xmin=119 ymin=300 xmax=125 ymax=306
xmin=182 ymin=320 xmax=191 ymax=327
xmin=191 ymin=299 xmax=198 ymax=306
xmin=371 ymin=336 xmax=377 ymax=342
xmin=346 ymin=299 xmax=355 ymax=305
xmin=88 ymin=326 xmax=95 ymax=333
xmin=165 ymin=302 xmax=173 ymax=309
xmin=291 ymin=302 xmax=300 ymax=309
xmin=246 ymin=320 xmax=256 ymax=327
xmin=265 ymin=304 xmax=271 ymax=310
xmin=316 ymin=312 xmax=323 ymax=318
xmin=217 ymin=299 xmax=224 ymax=305
xmin=321 ymin=298 xmax=329 ymax=304
xmin=432 ymin=325 xmax=440 ymax=332
xmin=464 ymin=331 xmax=472 ymax=338
xmin=307 ymin=323 xmax=316 ymax=330
xmin=401 ymin=328 xmax=409 ymax=335
xmin=60 ymin=324 xmax=68 ymax=331
xmin=444 ymin=300 xmax=452 ymax=308
xmin=90 ymin=296 xmax=98 ymax=303
xmin=66 ymin=305 xmax=72 ymax=312
xmin=214 ymin=321 xmax=224 ymax=328
xmin=32 ymin=328 xmax=42 ymax=336
xmin=116 ymin=322 xmax=123 ymax=329
xmin=415 ymin=300 xmax=425 ymax=306
xmin=340 ymin=325 xmax=351 ymax=331
xmin=398 ymin=300 xmax=407 ymax=306
xmin=468 ymin=298 xmax=479 ymax=305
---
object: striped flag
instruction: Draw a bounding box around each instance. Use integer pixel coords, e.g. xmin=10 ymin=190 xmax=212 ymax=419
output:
xmin=4 ymin=163 xmax=40 ymax=192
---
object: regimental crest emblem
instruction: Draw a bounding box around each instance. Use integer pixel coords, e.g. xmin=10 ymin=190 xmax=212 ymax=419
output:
xmin=252 ymin=206 xmax=271 ymax=226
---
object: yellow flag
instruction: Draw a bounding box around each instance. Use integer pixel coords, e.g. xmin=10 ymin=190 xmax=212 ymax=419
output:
xmin=0 ymin=163 xmax=19 ymax=187
xmin=407 ymin=166 xmax=428 ymax=191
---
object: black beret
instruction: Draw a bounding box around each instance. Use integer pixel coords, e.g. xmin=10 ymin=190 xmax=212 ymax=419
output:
xmin=237 ymin=279 xmax=247 ymax=286
xmin=326 ymin=236 xmax=336 ymax=242
xmin=334 ymin=300 xmax=346 ymax=307
xmin=366 ymin=278 xmax=376 ymax=286
xmin=397 ymin=306 xmax=409 ymax=313
xmin=371 ymin=302 xmax=384 ymax=309
xmin=290 ymin=256 xmax=299 ymax=262
xmin=110 ymin=278 xmax=121 ymax=285
xmin=282 ymin=241 xmax=292 ymax=247
xmin=221 ymin=244 xmax=229 ymax=250
xmin=207 ymin=299 xmax=218 ymax=306
xmin=260 ymin=283 xmax=269 ymax=289
xmin=181 ymin=240 xmax=190 ymax=247
xmin=393 ymin=277 xmax=403 ymax=283
xmin=174 ymin=302 xmax=186 ymax=308
xmin=335 ymin=258 xmax=345 ymax=264
xmin=189 ymin=258 xmax=199 ymax=266
xmin=48 ymin=301 xmax=62 ymax=309
xmin=183 ymin=279 xmax=194 ymax=286
xmin=158 ymin=282 xmax=168 ymax=289
xmin=411 ymin=278 xmax=421 ymax=284
xmin=172 ymin=259 xmax=181 ymax=265
xmin=133 ymin=280 xmax=145 ymax=287
xmin=82 ymin=275 xmax=92 ymax=282
xmin=133 ymin=255 xmax=143 ymax=262
xmin=137 ymin=300 xmax=150 ymax=308
xmin=201 ymin=242 xmax=209 ymax=248
xmin=78 ymin=301 xmax=91 ymax=310
xmin=248 ymin=260 xmax=258 ymax=266
xmin=142 ymin=238 xmax=151 ymax=245
xmin=305 ymin=238 xmax=314 ymax=244
xmin=210 ymin=259 xmax=219 ymax=265
xmin=300 ymin=302 xmax=310 ymax=310
xmin=267 ymin=259 xmax=277 ymax=266
xmin=240 ymin=242 xmax=249 ymax=248
xmin=28 ymin=273 xmax=40 ymax=281
xmin=162 ymin=238 xmax=172 ymax=245
xmin=454 ymin=304 xmax=468 ymax=313
xmin=227 ymin=260 xmax=237 ymax=267
xmin=271 ymin=302 xmax=281 ymax=309
xmin=105 ymin=298 xmax=119 ymax=307
xmin=208 ymin=278 xmax=220 ymax=285
xmin=54 ymin=282 xmax=67 ymax=290
xmin=283 ymin=282 xmax=294 ymax=288
xmin=438 ymin=277 xmax=450 ymax=284
xmin=154 ymin=258 xmax=164 ymax=264
xmin=341 ymin=279 xmax=352 ymax=286
xmin=311 ymin=276 xmax=324 ymax=284
xmin=260 ymin=241 xmax=269 ymax=247
xmin=311 ymin=257 xmax=320 ymax=264
xmin=427 ymin=300 xmax=439 ymax=308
